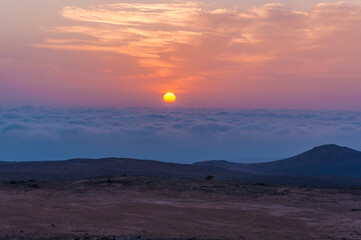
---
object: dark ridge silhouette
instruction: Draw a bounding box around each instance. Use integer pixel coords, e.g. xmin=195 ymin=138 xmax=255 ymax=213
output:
xmin=0 ymin=157 xmax=250 ymax=182
xmin=1 ymin=144 xmax=361 ymax=186
xmin=194 ymin=160 xmax=247 ymax=171
xmin=195 ymin=144 xmax=361 ymax=178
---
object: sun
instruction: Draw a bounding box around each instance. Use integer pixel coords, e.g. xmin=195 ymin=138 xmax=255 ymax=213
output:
xmin=163 ymin=92 xmax=176 ymax=104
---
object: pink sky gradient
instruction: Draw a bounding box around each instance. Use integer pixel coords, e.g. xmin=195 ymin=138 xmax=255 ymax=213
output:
xmin=0 ymin=0 xmax=360 ymax=109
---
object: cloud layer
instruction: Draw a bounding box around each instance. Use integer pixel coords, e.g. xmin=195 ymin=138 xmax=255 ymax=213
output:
xmin=1 ymin=107 xmax=361 ymax=162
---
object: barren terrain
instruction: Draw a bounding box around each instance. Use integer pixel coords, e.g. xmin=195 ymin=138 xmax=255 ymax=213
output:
xmin=0 ymin=176 xmax=361 ymax=240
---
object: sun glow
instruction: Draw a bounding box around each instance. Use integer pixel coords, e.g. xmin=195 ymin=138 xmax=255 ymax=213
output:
xmin=163 ymin=92 xmax=176 ymax=104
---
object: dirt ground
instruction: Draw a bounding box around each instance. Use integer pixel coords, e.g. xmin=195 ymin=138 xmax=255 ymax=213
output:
xmin=0 ymin=176 xmax=360 ymax=240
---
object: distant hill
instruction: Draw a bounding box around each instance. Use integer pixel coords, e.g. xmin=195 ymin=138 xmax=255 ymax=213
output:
xmin=194 ymin=160 xmax=248 ymax=172
xmin=0 ymin=158 xmax=249 ymax=182
xmin=195 ymin=144 xmax=361 ymax=178
xmin=1 ymin=144 xmax=361 ymax=187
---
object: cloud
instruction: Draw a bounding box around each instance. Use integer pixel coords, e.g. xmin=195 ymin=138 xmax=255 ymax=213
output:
xmin=2 ymin=113 xmax=20 ymax=119
xmin=0 ymin=107 xmax=361 ymax=162
xmin=60 ymin=2 xmax=202 ymax=26
xmin=2 ymin=123 xmax=28 ymax=135
xmin=32 ymin=1 xmax=361 ymax=107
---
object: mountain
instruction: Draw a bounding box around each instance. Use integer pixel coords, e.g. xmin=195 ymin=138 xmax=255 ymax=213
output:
xmin=195 ymin=144 xmax=361 ymax=177
xmin=1 ymin=144 xmax=361 ymax=187
xmin=0 ymin=158 xmax=250 ymax=181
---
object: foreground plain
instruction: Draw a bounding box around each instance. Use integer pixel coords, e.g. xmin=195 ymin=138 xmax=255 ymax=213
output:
xmin=0 ymin=176 xmax=361 ymax=240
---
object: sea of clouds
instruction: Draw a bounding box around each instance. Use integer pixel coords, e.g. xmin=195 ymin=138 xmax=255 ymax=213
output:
xmin=1 ymin=107 xmax=361 ymax=163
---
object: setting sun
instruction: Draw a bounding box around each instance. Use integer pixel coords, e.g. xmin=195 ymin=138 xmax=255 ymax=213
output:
xmin=163 ymin=92 xmax=176 ymax=104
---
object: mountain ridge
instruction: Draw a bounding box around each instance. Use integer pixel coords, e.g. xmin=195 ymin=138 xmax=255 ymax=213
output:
xmin=195 ymin=144 xmax=361 ymax=178
xmin=1 ymin=144 xmax=361 ymax=186
xmin=0 ymin=157 xmax=250 ymax=182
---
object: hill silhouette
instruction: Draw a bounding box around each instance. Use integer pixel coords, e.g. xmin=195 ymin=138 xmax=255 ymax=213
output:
xmin=0 ymin=158 xmax=248 ymax=181
xmin=1 ymin=144 xmax=361 ymax=186
xmin=195 ymin=144 xmax=361 ymax=178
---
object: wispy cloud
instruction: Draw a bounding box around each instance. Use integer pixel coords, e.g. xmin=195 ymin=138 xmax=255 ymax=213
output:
xmin=34 ymin=1 xmax=361 ymax=103
xmin=60 ymin=2 xmax=202 ymax=26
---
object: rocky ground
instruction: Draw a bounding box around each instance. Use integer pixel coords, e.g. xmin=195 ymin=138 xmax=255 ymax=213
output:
xmin=0 ymin=176 xmax=361 ymax=240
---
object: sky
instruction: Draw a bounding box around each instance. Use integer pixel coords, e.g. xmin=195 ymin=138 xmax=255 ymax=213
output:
xmin=0 ymin=1 xmax=361 ymax=162
xmin=1 ymin=0 xmax=361 ymax=109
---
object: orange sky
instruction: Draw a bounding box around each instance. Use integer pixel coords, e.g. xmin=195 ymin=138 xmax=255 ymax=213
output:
xmin=0 ymin=0 xmax=361 ymax=109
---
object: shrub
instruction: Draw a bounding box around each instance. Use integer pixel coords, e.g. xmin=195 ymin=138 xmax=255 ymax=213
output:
xmin=205 ymin=175 xmax=214 ymax=181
